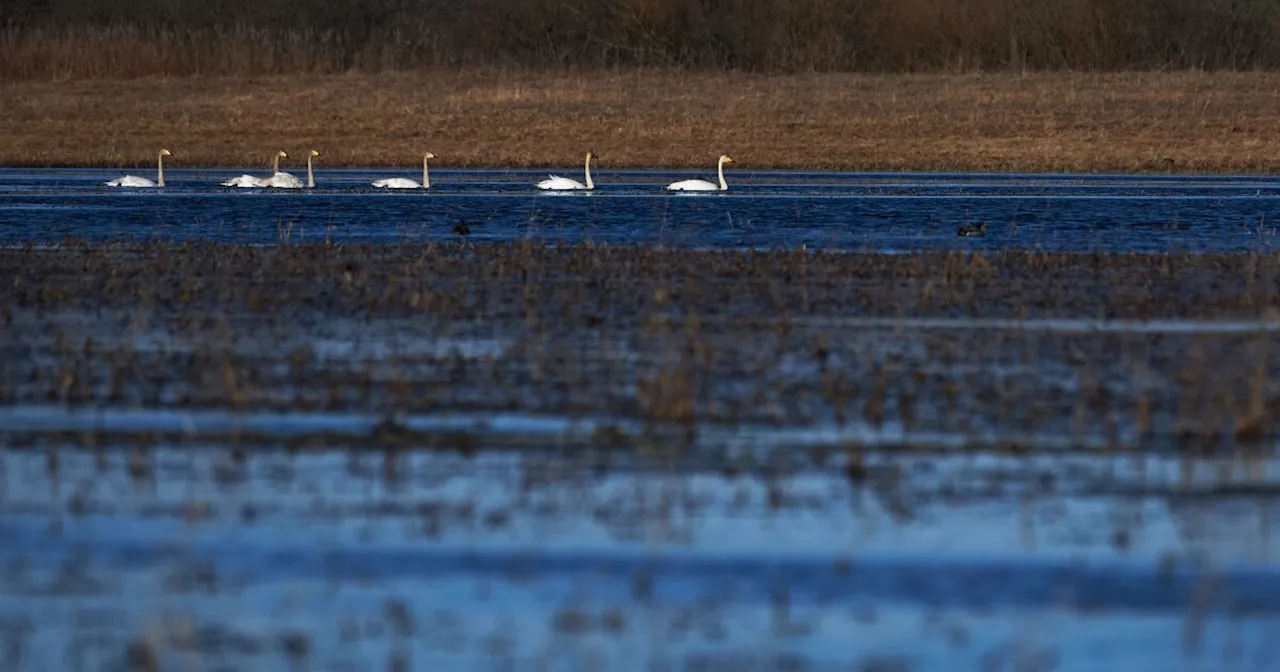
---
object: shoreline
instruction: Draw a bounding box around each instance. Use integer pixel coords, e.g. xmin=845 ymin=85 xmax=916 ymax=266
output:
xmin=4 ymin=165 xmax=1278 ymax=178
xmin=4 ymin=69 xmax=1280 ymax=174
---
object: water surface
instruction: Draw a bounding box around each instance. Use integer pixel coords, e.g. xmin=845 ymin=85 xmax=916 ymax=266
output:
xmin=4 ymin=168 xmax=1280 ymax=251
xmin=5 ymin=167 xmax=1280 ymax=670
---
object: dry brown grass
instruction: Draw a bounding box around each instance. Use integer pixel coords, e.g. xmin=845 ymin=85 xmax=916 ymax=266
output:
xmin=4 ymin=68 xmax=1280 ymax=173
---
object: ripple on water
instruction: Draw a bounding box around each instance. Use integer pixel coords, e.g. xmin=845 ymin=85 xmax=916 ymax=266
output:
xmin=4 ymin=168 xmax=1280 ymax=251
xmin=2 ymin=434 xmax=1279 ymax=670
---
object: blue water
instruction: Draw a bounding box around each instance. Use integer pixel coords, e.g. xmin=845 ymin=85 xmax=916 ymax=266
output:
xmin=3 ymin=439 xmax=1279 ymax=670
xmin=6 ymin=165 xmax=1280 ymax=670
xmin=4 ymin=168 xmax=1280 ymax=251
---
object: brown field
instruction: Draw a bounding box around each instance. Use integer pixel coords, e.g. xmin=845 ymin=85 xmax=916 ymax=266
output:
xmin=4 ymin=69 xmax=1280 ymax=173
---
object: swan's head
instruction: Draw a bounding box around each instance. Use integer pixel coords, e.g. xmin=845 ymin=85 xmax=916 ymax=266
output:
xmin=310 ymin=150 xmax=321 ymax=157
xmin=587 ymin=150 xmax=596 ymax=160
xmin=277 ymin=151 xmax=288 ymax=158
xmin=425 ymin=152 xmax=436 ymax=159
xmin=720 ymin=155 xmax=734 ymax=164
xmin=159 ymin=149 xmax=172 ymax=157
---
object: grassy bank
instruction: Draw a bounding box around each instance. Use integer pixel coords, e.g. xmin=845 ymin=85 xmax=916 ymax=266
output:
xmin=3 ymin=69 xmax=1280 ymax=173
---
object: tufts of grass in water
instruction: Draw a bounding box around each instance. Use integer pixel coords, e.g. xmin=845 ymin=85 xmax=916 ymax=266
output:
xmin=4 ymin=240 xmax=1280 ymax=451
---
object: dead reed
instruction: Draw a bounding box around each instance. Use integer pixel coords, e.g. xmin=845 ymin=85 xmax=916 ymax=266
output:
xmin=3 ymin=241 xmax=1280 ymax=450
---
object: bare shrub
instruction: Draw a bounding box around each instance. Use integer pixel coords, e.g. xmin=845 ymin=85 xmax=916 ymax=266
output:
xmin=2 ymin=0 xmax=1280 ymax=79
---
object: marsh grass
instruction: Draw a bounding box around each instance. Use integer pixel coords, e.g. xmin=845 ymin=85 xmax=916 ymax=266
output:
xmin=5 ymin=69 xmax=1280 ymax=173
xmin=4 ymin=241 xmax=1280 ymax=450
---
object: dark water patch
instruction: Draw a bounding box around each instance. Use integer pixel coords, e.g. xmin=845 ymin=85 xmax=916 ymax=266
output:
xmin=3 ymin=169 xmax=1280 ymax=251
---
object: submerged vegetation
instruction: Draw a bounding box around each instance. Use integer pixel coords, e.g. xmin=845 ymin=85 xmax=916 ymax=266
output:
xmin=4 ymin=241 xmax=1280 ymax=451
xmin=3 ymin=0 xmax=1278 ymax=79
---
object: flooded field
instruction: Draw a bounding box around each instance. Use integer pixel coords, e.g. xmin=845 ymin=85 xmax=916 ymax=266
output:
xmin=3 ymin=173 xmax=1280 ymax=670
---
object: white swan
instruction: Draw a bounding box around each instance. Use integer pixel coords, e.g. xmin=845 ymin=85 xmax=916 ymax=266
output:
xmin=105 ymin=149 xmax=171 ymax=188
xmin=667 ymin=155 xmax=734 ymax=191
xmin=373 ymin=152 xmax=435 ymax=189
xmin=261 ymin=149 xmax=319 ymax=189
xmin=536 ymin=151 xmax=595 ymax=190
xmin=222 ymin=150 xmax=287 ymax=188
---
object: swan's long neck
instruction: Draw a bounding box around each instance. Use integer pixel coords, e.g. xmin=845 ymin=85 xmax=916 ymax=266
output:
xmin=423 ymin=156 xmax=431 ymax=189
xmin=156 ymin=153 xmax=166 ymax=187
xmin=307 ymin=154 xmax=315 ymax=188
xmin=717 ymin=157 xmax=727 ymax=191
xmin=584 ymin=153 xmax=594 ymax=190
xmin=272 ymin=154 xmax=281 ymax=173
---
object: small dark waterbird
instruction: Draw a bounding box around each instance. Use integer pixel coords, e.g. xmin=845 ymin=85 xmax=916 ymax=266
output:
xmin=957 ymin=222 xmax=987 ymax=237
xmin=451 ymin=219 xmax=471 ymax=236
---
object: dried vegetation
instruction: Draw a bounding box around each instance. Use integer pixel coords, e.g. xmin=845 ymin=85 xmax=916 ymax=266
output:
xmin=5 ymin=70 xmax=1280 ymax=173
xmin=4 ymin=241 xmax=1280 ymax=451
xmin=5 ymin=0 xmax=1278 ymax=77
xmin=6 ymin=0 xmax=1280 ymax=171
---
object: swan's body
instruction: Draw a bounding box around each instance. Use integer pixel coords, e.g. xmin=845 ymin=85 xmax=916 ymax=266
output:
xmin=106 ymin=149 xmax=171 ymax=188
xmin=261 ymin=172 xmax=304 ymax=189
xmin=106 ymin=175 xmax=160 ymax=188
xmin=667 ymin=155 xmax=734 ymax=192
xmin=222 ymin=175 xmax=264 ymax=188
xmin=536 ymin=151 xmax=595 ymax=190
xmin=536 ymin=175 xmax=589 ymax=190
xmin=222 ymin=150 xmax=288 ymax=188
xmin=372 ymin=178 xmax=420 ymax=189
xmin=262 ymin=149 xmax=319 ymax=189
xmin=373 ymin=152 xmax=435 ymax=189
xmin=666 ymin=179 xmax=721 ymax=192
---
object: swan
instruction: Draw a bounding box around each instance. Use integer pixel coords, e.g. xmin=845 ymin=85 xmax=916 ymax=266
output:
xmin=261 ymin=149 xmax=319 ymax=189
xmin=536 ymin=151 xmax=595 ymax=190
xmin=261 ymin=149 xmax=318 ymax=189
xmin=222 ymin=150 xmax=287 ymax=188
xmin=373 ymin=152 xmax=435 ymax=189
xmin=667 ymin=155 xmax=734 ymax=191
xmin=105 ymin=149 xmax=172 ymax=188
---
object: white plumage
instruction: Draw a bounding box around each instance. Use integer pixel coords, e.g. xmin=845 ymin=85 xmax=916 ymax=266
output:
xmin=105 ymin=149 xmax=171 ymax=188
xmin=373 ymin=152 xmax=435 ymax=189
xmin=260 ymin=149 xmax=319 ymax=189
xmin=536 ymin=151 xmax=595 ymax=190
xmin=221 ymin=174 xmax=265 ymax=188
xmin=667 ymin=155 xmax=734 ymax=192
xmin=221 ymin=150 xmax=288 ymax=188
xmin=260 ymin=171 xmax=304 ymax=189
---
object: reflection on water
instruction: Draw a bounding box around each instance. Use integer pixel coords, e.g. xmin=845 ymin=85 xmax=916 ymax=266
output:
xmin=2 ymin=439 xmax=1280 ymax=670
